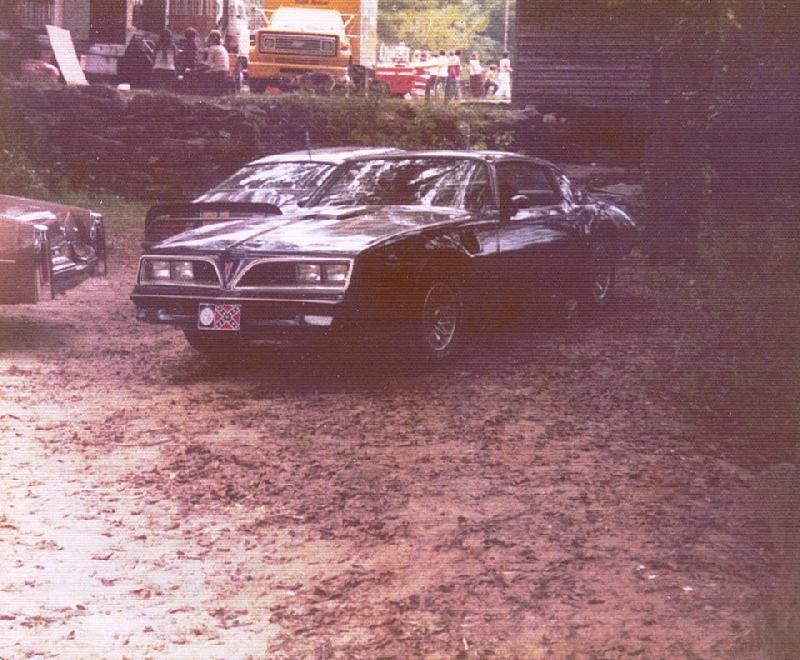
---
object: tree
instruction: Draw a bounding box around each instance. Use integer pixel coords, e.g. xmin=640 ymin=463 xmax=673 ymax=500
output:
xmin=378 ymin=0 xmax=514 ymax=60
xmin=0 ymin=0 xmax=21 ymax=29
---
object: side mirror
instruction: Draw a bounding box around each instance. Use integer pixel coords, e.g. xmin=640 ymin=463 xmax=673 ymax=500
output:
xmin=511 ymin=193 xmax=531 ymax=211
xmin=574 ymin=187 xmax=589 ymax=204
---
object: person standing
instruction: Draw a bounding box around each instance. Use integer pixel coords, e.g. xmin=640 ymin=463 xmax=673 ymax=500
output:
xmin=483 ymin=64 xmax=499 ymax=98
xmin=451 ymin=50 xmax=463 ymax=101
xmin=445 ymin=50 xmax=457 ymax=101
xmin=204 ymin=30 xmax=230 ymax=94
xmin=468 ymin=51 xmax=483 ymax=98
xmin=151 ymin=29 xmax=177 ymax=89
xmin=496 ymin=51 xmax=513 ymax=99
xmin=436 ymin=49 xmax=449 ymax=98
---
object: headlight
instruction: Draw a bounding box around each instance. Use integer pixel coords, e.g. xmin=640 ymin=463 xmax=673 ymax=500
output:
xmin=322 ymin=263 xmax=348 ymax=285
xmin=172 ymin=261 xmax=194 ymax=281
xmin=296 ymin=263 xmax=322 ymax=285
xmin=147 ymin=260 xmax=171 ymax=280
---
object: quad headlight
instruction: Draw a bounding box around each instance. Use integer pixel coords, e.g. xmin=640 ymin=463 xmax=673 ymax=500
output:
xmin=295 ymin=262 xmax=350 ymax=287
xmin=172 ymin=261 xmax=194 ymax=282
xmin=322 ymin=263 xmax=349 ymax=285
xmin=146 ymin=259 xmax=172 ymax=281
xmin=139 ymin=258 xmax=217 ymax=285
xmin=296 ymin=263 xmax=321 ymax=285
xmin=298 ymin=262 xmax=351 ymax=287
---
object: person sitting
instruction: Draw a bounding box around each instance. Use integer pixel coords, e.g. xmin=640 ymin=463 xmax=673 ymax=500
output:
xmin=177 ymin=27 xmax=199 ymax=76
xmin=119 ymin=35 xmax=154 ymax=89
xmin=151 ymin=29 xmax=177 ymax=89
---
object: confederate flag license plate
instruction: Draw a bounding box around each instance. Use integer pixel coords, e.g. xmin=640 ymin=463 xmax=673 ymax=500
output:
xmin=197 ymin=303 xmax=241 ymax=331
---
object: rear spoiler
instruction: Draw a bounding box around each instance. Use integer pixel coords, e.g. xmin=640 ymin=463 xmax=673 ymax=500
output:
xmin=143 ymin=202 xmax=282 ymax=249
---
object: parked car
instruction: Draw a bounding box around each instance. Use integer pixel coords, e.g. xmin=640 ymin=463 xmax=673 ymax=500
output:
xmin=0 ymin=195 xmax=106 ymax=305
xmin=131 ymin=151 xmax=637 ymax=360
xmin=142 ymin=147 xmax=403 ymax=248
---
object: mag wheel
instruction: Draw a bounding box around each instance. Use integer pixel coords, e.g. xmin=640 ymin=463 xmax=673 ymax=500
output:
xmin=589 ymin=243 xmax=616 ymax=306
xmin=417 ymin=279 xmax=462 ymax=361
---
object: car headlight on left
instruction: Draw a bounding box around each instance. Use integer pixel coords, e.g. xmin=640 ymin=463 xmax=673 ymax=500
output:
xmin=296 ymin=263 xmax=322 ymax=285
xmin=147 ymin=259 xmax=171 ymax=280
xmin=172 ymin=261 xmax=194 ymax=281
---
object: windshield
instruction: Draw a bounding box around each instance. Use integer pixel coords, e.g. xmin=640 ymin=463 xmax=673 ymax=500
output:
xmin=209 ymin=162 xmax=336 ymax=193
xmin=311 ymin=158 xmax=492 ymax=211
xmin=270 ymin=8 xmax=345 ymax=33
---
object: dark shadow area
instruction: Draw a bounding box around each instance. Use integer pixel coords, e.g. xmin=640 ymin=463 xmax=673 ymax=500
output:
xmin=0 ymin=316 xmax=75 ymax=352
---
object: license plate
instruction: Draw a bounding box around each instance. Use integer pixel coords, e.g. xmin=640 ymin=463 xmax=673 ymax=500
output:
xmin=198 ymin=303 xmax=241 ymax=331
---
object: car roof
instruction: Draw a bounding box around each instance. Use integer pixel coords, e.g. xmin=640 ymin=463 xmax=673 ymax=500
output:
xmin=398 ymin=150 xmax=560 ymax=169
xmin=247 ymin=146 xmax=405 ymax=167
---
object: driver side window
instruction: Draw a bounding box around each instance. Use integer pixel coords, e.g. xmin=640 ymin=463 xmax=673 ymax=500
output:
xmin=464 ymin=163 xmax=492 ymax=213
xmin=496 ymin=162 xmax=561 ymax=210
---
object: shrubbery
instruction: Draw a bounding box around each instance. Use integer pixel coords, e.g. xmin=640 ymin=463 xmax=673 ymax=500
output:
xmin=0 ymin=81 xmax=537 ymax=200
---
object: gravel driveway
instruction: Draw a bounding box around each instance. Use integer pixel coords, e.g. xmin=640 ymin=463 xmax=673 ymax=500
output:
xmin=0 ymin=203 xmax=778 ymax=658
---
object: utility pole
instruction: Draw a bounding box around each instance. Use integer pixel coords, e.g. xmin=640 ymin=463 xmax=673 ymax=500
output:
xmin=503 ymin=0 xmax=510 ymax=51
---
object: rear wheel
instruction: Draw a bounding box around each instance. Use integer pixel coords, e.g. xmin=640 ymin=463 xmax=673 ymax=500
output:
xmin=416 ymin=279 xmax=462 ymax=362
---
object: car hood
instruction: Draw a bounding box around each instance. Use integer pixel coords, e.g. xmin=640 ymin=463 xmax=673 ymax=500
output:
xmin=0 ymin=194 xmax=89 ymax=226
xmin=151 ymin=205 xmax=471 ymax=256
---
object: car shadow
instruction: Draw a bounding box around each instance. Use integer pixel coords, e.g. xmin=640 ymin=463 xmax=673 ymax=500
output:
xmin=163 ymin=310 xmax=594 ymax=393
xmin=0 ymin=316 xmax=75 ymax=353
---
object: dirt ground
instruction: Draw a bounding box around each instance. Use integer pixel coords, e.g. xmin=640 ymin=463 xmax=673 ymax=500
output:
xmin=0 ymin=196 xmax=786 ymax=658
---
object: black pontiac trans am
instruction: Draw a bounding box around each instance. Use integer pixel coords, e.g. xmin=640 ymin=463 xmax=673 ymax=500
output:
xmin=131 ymin=151 xmax=637 ymax=360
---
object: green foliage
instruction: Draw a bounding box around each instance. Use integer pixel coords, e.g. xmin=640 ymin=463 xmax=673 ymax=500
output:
xmin=1 ymin=81 xmax=519 ymax=200
xmin=0 ymin=146 xmax=51 ymax=198
xmin=0 ymin=93 xmax=51 ymax=198
xmin=378 ymin=0 xmax=514 ymax=61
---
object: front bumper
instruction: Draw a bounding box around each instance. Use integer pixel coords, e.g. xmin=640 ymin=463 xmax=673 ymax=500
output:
xmin=247 ymin=60 xmax=348 ymax=82
xmin=131 ymin=293 xmax=357 ymax=343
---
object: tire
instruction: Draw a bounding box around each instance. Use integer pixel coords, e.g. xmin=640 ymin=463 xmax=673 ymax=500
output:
xmin=183 ymin=330 xmax=242 ymax=361
xmin=587 ymin=242 xmax=616 ymax=306
xmin=369 ymin=80 xmax=391 ymax=97
xmin=249 ymin=79 xmax=268 ymax=94
xmin=415 ymin=278 xmax=463 ymax=362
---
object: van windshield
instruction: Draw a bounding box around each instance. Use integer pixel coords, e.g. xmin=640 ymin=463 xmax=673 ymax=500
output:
xmin=269 ymin=8 xmax=345 ymax=33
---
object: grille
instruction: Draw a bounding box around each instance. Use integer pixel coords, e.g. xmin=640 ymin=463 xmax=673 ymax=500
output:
xmin=236 ymin=261 xmax=297 ymax=288
xmin=260 ymin=34 xmax=337 ymax=57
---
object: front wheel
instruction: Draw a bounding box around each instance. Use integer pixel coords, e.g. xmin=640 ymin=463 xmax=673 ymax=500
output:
xmin=249 ymin=78 xmax=268 ymax=94
xmin=416 ymin=279 xmax=463 ymax=362
xmin=587 ymin=243 xmax=616 ymax=306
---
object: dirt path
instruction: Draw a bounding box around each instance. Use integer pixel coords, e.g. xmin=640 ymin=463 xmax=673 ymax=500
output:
xmin=0 ymin=223 xmax=778 ymax=658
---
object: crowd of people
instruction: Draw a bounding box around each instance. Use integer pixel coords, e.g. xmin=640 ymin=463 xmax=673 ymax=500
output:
xmin=118 ymin=27 xmax=239 ymax=94
xmin=405 ymin=48 xmax=512 ymax=102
